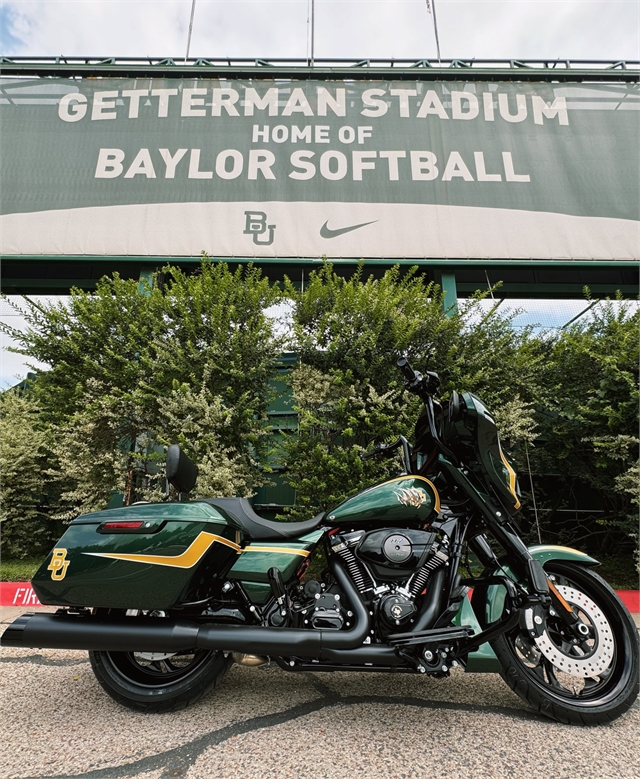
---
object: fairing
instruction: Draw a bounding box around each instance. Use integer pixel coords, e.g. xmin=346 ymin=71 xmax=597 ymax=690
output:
xmin=452 ymin=393 xmax=522 ymax=511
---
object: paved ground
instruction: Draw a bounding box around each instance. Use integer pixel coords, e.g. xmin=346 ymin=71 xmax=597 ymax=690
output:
xmin=1 ymin=607 xmax=639 ymax=779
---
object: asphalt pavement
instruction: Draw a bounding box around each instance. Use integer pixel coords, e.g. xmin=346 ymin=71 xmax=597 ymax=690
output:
xmin=1 ymin=606 xmax=639 ymax=779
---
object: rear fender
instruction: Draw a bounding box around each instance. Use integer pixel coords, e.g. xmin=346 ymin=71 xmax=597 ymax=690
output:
xmin=464 ymin=545 xmax=599 ymax=672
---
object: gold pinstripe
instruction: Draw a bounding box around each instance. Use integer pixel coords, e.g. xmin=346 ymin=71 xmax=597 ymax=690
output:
xmin=242 ymin=546 xmax=310 ymax=557
xmin=83 ymin=531 xmax=241 ymax=569
xmin=530 ymin=545 xmax=592 ymax=556
xmin=498 ymin=443 xmax=521 ymax=510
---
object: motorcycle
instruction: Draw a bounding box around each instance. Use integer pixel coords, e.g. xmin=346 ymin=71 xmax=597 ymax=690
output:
xmin=2 ymin=357 xmax=638 ymax=724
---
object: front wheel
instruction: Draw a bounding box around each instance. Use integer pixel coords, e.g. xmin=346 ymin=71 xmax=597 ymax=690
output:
xmin=491 ymin=562 xmax=639 ymax=725
xmin=89 ymin=647 xmax=233 ymax=713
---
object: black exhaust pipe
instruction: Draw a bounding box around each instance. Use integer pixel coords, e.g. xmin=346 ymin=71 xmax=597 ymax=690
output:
xmin=1 ymin=559 xmax=370 ymax=659
xmin=1 ymin=612 xmax=200 ymax=652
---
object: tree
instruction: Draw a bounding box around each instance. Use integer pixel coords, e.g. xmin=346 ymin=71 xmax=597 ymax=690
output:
xmin=0 ymin=390 xmax=59 ymax=557
xmin=531 ymin=299 xmax=639 ymax=553
xmin=2 ymin=259 xmax=284 ymax=524
xmin=144 ymin=379 xmax=266 ymax=500
xmin=280 ymin=262 xmax=547 ymax=519
xmin=141 ymin=260 xmax=283 ymax=476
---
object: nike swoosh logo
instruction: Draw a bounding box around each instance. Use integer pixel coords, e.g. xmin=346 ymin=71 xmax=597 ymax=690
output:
xmin=320 ymin=220 xmax=378 ymax=239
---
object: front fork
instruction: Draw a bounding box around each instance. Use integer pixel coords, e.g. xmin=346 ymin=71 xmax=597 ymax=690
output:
xmin=438 ymin=455 xmax=585 ymax=640
xmin=486 ymin=518 xmax=588 ymax=639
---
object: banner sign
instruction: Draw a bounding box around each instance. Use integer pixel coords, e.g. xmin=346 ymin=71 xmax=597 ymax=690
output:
xmin=0 ymin=582 xmax=43 ymax=607
xmin=0 ymin=581 xmax=637 ymax=612
xmin=1 ymin=77 xmax=638 ymax=260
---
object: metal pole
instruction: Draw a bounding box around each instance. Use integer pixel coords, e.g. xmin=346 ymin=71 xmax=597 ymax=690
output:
xmin=311 ymin=0 xmax=315 ymax=67
xmin=427 ymin=0 xmax=442 ymax=63
xmin=525 ymin=441 xmax=542 ymax=544
xmin=185 ymin=0 xmax=197 ymax=63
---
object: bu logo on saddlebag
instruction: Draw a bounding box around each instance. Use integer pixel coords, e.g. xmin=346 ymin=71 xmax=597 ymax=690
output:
xmin=47 ymin=549 xmax=70 ymax=580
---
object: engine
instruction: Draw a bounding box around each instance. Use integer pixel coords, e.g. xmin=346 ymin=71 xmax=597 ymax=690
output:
xmin=377 ymin=591 xmax=417 ymax=630
xmin=293 ymin=527 xmax=450 ymax=638
xmin=287 ymin=579 xmax=353 ymax=632
xmin=356 ymin=528 xmax=438 ymax=580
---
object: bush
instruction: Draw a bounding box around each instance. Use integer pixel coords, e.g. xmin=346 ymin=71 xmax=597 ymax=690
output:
xmin=0 ymin=391 xmax=61 ymax=558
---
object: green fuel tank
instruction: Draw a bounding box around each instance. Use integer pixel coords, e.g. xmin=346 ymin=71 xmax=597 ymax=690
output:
xmin=326 ymin=475 xmax=441 ymax=527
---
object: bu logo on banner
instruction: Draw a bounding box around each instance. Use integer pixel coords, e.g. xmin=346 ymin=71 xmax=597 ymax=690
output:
xmin=243 ymin=211 xmax=276 ymax=246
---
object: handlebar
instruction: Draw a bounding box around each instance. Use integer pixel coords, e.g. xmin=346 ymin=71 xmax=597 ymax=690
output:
xmin=396 ymin=355 xmax=440 ymax=397
xmin=396 ymin=356 xmax=418 ymax=384
xmin=361 ymin=436 xmax=413 ymax=474
xmin=396 ymin=354 xmax=458 ymax=466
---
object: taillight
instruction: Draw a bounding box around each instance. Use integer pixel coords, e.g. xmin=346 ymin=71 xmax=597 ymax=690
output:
xmin=102 ymin=521 xmax=144 ymax=530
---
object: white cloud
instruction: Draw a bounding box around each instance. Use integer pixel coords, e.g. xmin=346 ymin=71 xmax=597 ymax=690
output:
xmin=0 ymin=0 xmax=638 ymax=61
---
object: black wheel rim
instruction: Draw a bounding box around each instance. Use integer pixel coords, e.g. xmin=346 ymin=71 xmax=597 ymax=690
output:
xmin=505 ymin=565 xmax=632 ymax=707
xmin=106 ymin=649 xmax=215 ymax=688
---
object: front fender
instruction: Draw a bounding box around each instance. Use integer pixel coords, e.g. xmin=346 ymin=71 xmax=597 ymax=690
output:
xmin=526 ymin=544 xmax=600 ymax=569
xmin=462 ymin=545 xmax=599 ymax=673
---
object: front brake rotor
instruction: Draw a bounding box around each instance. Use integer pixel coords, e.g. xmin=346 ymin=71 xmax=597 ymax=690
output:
xmin=533 ymin=585 xmax=614 ymax=677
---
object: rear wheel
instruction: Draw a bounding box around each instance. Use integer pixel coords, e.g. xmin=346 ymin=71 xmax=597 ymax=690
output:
xmin=89 ymin=647 xmax=233 ymax=713
xmin=491 ymin=562 xmax=639 ymax=725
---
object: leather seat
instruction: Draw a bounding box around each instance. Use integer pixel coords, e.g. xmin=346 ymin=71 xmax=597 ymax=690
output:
xmin=201 ymin=498 xmax=325 ymax=541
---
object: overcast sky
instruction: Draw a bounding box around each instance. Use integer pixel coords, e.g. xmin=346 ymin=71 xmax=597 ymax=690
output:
xmin=1 ymin=0 xmax=639 ymax=62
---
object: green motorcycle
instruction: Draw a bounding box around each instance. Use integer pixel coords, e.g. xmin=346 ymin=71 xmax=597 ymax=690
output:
xmin=3 ymin=356 xmax=638 ymax=724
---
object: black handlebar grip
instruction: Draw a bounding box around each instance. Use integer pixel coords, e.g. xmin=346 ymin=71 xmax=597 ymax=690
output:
xmin=397 ymin=356 xmax=417 ymax=383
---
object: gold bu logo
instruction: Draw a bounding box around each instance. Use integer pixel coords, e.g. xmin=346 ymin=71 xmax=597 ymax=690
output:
xmin=47 ymin=549 xmax=70 ymax=580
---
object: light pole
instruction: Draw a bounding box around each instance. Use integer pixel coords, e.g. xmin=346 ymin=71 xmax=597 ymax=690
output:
xmin=185 ymin=0 xmax=197 ymax=63
xmin=426 ymin=0 xmax=442 ymax=62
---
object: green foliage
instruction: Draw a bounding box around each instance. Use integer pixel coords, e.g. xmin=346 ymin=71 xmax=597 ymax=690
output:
xmin=145 ymin=379 xmax=265 ymax=500
xmin=280 ymin=264 xmax=454 ymax=518
xmin=280 ymin=263 xmax=546 ymax=519
xmin=1 ymin=258 xmax=636 ymax=570
xmin=281 ymin=364 xmax=414 ymax=519
xmin=288 ymin=262 xmax=458 ymax=385
xmin=47 ymin=379 xmax=136 ymax=519
xmin=530 ymin=300 xmax=639 ymax=553
xmin=4 ymin=274 xmax=163 ymax=425
xmin=1 ymin=259 xmax=283 ymax=551
xmin=0 ymin=391 xmax=60 ymax=557
xmin=450 ymin=296 xmax=546 ymax=410
xmin=0 ymin=557 xmax=43 ymax=582
xmin=492 ymin=395 xmax=539 ymax=447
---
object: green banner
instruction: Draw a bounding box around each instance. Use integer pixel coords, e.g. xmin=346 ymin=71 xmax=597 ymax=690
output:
xmin=1 ymin=77 xmax=638 ymax=260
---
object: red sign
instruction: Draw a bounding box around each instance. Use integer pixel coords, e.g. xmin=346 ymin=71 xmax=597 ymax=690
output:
xmin=0 ymin=581 xmax=638 ymax=611
xmin=0 ymin=582 xmax=43 ymax=607
xmin=617 ymin=590 xmax=640 ymax=613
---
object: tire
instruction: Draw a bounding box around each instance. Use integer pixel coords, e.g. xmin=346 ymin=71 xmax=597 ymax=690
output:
xmin=491 ymin=561 xmax=639 ymax=725
xmin=89 ymin=647 xmax=233 ymax=713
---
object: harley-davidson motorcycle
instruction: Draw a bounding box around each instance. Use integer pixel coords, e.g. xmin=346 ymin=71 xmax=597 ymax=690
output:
xmin=2 ymin=357 xmax=638 ymax=724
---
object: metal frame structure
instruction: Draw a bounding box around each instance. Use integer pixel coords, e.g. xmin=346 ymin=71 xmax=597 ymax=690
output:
xmin=3 ymin=257 xmax=636 ymax=299
xmin=1 ymin=56 xmax=638 ymax=81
